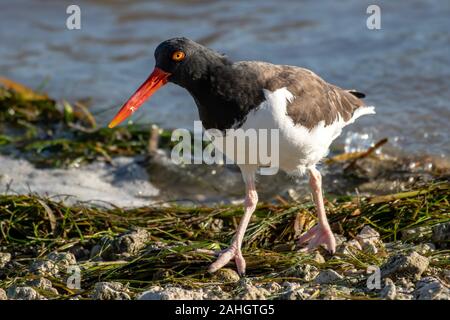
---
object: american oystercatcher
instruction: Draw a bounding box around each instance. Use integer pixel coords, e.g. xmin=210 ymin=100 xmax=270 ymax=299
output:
xmin=109 ymin=37 xmax=375 ymax=275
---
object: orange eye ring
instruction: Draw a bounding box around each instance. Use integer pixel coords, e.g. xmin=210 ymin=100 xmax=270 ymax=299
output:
xmin=172 ymin=51 xmax=185 ymax=62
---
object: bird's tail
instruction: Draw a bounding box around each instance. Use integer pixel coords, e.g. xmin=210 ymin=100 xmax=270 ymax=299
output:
xmin=347 ymin=90 xmax=366 ymax=99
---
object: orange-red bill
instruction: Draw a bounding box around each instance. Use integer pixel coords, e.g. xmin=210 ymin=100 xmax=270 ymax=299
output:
xmin=108 ymin=67 xmax=171 ymax=128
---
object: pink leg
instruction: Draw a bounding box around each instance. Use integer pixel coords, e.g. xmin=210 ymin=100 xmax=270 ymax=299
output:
xmin=298 ymin=167 xmax=336 ymax=253
xmin=208 ymin=170 xmax=258 ymax=276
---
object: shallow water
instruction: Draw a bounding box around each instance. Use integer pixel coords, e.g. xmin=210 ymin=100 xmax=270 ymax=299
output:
xmin=1 ymin=0 xmax=449 ymax=158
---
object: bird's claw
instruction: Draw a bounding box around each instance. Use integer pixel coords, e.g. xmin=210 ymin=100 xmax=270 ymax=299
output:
xmin=298 ymin=224 xmax=336 ymax=254
xmin=207 ymin=245 xmax=246 ymax=276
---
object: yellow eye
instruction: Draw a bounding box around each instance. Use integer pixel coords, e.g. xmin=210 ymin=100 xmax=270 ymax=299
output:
xmin=171 ymin=51 xmax=185 ymax=62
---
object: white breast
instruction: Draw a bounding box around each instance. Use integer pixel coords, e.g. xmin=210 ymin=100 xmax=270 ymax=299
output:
xmin=210 ymin=87 xmax=375 ymax=175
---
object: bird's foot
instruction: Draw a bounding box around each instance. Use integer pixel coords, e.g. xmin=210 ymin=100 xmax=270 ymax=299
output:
xmin=207 ymin=244 xmax=246 ymax=276
xmin=297 ymin=224 xmax=336 ymax=254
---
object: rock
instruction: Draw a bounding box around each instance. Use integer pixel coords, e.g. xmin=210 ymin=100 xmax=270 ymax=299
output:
xmin=380 ymin=278 xmax=396 ymax=300
xmin=381 ymin=251 xmax=429 ymax=281
xmin=337 ymin=239 xmax=362 ymax=255
xmin=280 ymin=282 xmax=310 ymax=300
xmin=356 ymin=225 xmax=382 ymax=254
xmin=203 ymin=286 xmax=230 ymax=300
xmin=415 ymin=243 xmax=435 ymax=255
xmin=334 ymin=234 xmax=347 ymax=247
xmin=213 ymin=268 xmax=240 ymax=283
xmin=311 ymin=251 xmax=325 ymax=264
xmin=262 ymin=282 xmax=282 ymax=293
xmin=29 ymin=260 xmax=59 ymax=277
xmin=91 ymin=227 xmax=151 ymax=260
xmin=238 ymin=283 xmax=270 ymax=300
xmin=152 ymin=268 xmax=174 ymax=281
xmin=30 ymin=251 xmax=77 ymax=277
xmin=0 ymin=252 xmax=11 ymax=268
xmin=295 ymin=264 xmax=319 ymax=281
xmin=138 ymin=286 xmax=205 ymax=300
xmin=26 ymin=277 xmax=58 ymax=295
xmin=92 ymin=282 xmax=131 ymax=300
xmin=357 ymin=225 xmax=380 ymax=242
xmin=396 ymin=277 xmax=415 ymax=293
xmin=443 ymin=269 xmax=450 ymax=283
xmin=68 ymin=245 xmax=90 ymax=261
xmin=314 ymin=269 xmax=343 ymax=285
xmin=47 ymin=252 xmax=76 ymax=266
xmin=113 ymin=227 xmax=151 ymax=257
xmin=321 ymin=285 xmax=352 ymax=300
xmin=432 ymin=222 xmax=450 ymax=249
xmin=0 ymin=288 xmax=7 ymax=300
xmin=401 ymin=226 xmax=432 ymax=242
xmin=210 ymin=219 xmax=224 ymax=233
xmin=414 ymin=277 xmax=450 ymax=300
xmin=7 ymin=286 xmax=45 ymax=300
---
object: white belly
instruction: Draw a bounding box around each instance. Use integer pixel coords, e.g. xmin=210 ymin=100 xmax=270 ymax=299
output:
xmin=209 ymin=88 xmax=375 ymax=175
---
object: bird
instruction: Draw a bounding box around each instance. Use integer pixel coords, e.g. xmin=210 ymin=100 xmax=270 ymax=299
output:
xmin=108 ymin=37 xmax=375 ymax=276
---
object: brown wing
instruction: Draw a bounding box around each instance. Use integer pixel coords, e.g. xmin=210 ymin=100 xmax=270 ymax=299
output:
xmin=237 ymin=61 xmax=366 ymax=129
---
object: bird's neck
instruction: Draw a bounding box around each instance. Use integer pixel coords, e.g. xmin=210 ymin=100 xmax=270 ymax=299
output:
xmin=184 ymin=63 xmax=265 ymax=131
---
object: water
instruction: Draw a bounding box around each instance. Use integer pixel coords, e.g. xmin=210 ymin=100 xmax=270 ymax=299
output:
xmin=1 ymin=0 xmax=449 ymax=158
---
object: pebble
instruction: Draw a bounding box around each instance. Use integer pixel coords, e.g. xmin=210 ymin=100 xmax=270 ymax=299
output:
xmin=314 ymin=269 xmax=343 ymax=285
xmin=356 ymin=226 xmax=381 ymax=253
xmin=311 ymin=251 xmax=325 ymax=264
xmin=338 ymin=239 xmax=362 ymax=254
xmin=432 ymin=222 xmax=450 ymax=249
xmin=238 ymin=283 xmax=270 ymax=300
xmin=27 ymin=277 xmax=59 ymax=295
xmin=92 ymin=282 xmax=131 ymax=300
xmin=381 ymin=251 xmax=429 ymax=281
xmin=0 ymin=252 xmax=11 ymax=268
xmin=414 ymin=277 xmax=450 ymax=300
xmin=138 ymin=286 xmax=205 ymax=300
xmin=0 ymin=288 xmax=7 ymax=300
xmin=380 ymin=278 xmax=396 ymax=300
xmin=29 ymin=251 xmax=77 ymax=277
xmin=90 ymin=227 xmax=151 ymax=260
xmin=280 ymin=282 xmax=310 ymax=300
xmin=262 ymin=282 xmax=282 ymax=293
xmin=213 ymin=268 xmax=240 ymax=283
xmin=401 ymin=226 xmax=431 ymax=242
xmin=295 ymin=264 xmax=319 ymax=281
xmin=7 ymin=286 xmax=45 ymax=300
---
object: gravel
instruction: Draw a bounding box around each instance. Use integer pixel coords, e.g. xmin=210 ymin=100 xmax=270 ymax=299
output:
xmin=7 ymin=286 xmax=45 ymax=300
xmin=0 ymin=252 xmax=11 ymax=269
xmin=90 ymin=227 xmax=152 ymax=260
xmin=238 ymin=283 xmax=270 ymax=300
xmin=29 ymin=251 xmax=77 ymax=277
xmin=432 ymin=222 xmax=450 ymax=249
xmin=138 ymin=286 xmax=205 ymax=300
xmin=414 ymin=277 xmax=450 ymax=300
xmin=0 ymin=288 xmax=7 ymax=300
xmin=380 ymin=278 xmax=396 ymax=300
xmin=213 ymin=268 xmax=240 ymax=283
xmin=92 ymin=282 xmax=131 ymax=300
xmin=381 ymin=251 xmax=429 ymax=281
xmin=26 ymin=277 xmax=59 ymax=295
xmin=314 ymin=269 xmax=344 ymax=285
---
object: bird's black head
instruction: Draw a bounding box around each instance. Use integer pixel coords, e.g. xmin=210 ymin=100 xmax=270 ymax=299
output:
xmin=108 ymin=37 xmax=230 ymax=128
xmin=154 ymin=37 xmax=229 ymax=88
